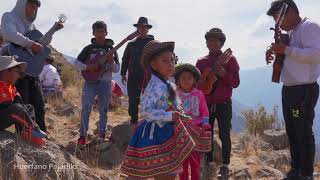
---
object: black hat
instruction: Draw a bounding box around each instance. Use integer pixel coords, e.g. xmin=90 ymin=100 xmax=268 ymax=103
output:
xmin=174 ymin=63 xmax=201 ymax=82
xmin=205 ymin=28 xmax=226 ymax=45
xmin=27 ymin=0 xmax=41 ymax=7
xmin=133 ymin=17 xmax=152 ymax=29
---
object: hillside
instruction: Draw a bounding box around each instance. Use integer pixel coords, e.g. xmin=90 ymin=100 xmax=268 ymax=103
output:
xmin=1 ymin=48 xmax=319 ymax=179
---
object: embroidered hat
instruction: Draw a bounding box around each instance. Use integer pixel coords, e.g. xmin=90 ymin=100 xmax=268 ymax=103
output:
xmin=140 ymin=40 xmax=175 ymax=68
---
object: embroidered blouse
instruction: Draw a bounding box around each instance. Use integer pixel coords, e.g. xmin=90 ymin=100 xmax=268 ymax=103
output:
xmin=140 ymin=75 xmax=181 ymax=124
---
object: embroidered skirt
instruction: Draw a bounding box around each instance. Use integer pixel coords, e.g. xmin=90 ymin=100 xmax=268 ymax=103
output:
xmin=121 ymin=119 xmax=195 ymax=178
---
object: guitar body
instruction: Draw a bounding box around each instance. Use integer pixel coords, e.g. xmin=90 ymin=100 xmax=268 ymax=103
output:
xmin=81 ymin=52 xmax=106 ymax=82
xmin=6 ymin=29 xmax=51 ymax=77
xmin=197 ymin=67 xmax=217 ymax=95
xmin=272 ymin=33 xmax=290 ymax=83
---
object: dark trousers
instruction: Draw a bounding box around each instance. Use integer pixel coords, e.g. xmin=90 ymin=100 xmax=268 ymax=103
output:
xmin=0 ymin=104 xmax=33 ymax=132
xmin=127 ymin=80 xmax=142 ymax=123
xmin=282 ymin=82 xmax=319 ymax=177
xmin=206 ymin=101 xmax=232 ymax=165
xmin=15 ymin=76 xmax=46 ymax=132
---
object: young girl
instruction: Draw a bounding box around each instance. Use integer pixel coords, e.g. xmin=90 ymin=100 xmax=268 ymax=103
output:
xmin=174 ymin=64 xmax=210 ymax=180
xmin=121 ymin=40 xmax=196 ymax=180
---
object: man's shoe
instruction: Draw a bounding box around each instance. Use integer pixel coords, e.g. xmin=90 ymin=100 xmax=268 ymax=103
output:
xmin=217 ymin=166 xmax=229 ymax=180
xmin=281 ymin=168 xmax=300 ymax=180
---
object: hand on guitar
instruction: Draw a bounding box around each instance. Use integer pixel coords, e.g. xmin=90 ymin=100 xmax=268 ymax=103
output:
xmin=265 ymin=47 xmax=275 ymax=64
xmin=54 ymin=22 xmax=64 ymax=31
xmin=217 ymin=48 xmax=233 ymax=65
xmin=105 ymin=52 xmax=114 ymax=64
xmin=126 ymin=31 xmax=140 ymax=41
xmin=270 ymin=42 xmax=287 ymax=55
xmin=213 ymin=63 xmax=226 ymax=77
xmin=121 ymin=75 xmax=127 ymax=85
xmin=30 ymin=42 xmax=44 ymax=54
xmin=85 ymin=63 xmax=99 ymax=72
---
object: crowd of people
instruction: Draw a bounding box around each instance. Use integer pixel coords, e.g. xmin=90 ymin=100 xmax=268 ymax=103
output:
xmin=1 ymin=0 xmax=320 ymax=179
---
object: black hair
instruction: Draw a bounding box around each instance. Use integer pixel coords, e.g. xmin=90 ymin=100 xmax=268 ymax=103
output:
xmin=267 ymin=0 xmax=299 ymax=16
xmin=92 ymin=21 xmax=107 ymax=31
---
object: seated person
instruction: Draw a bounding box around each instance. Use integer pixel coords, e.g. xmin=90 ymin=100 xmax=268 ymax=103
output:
xmin=0 ymin=56 xmax=46 ymax=145
xmin=39 ymin=56 xmax=62 ymax=97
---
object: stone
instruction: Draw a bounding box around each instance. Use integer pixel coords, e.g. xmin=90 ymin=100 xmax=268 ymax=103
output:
xmin=262 ymin=129 xmax=289 ymax=150
xmin=255 ymin=166 xmax=284 ymax=179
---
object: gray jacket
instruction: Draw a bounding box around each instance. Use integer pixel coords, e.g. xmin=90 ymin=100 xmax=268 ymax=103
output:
xmin=1 ymin=0 xmax=51 ymax=48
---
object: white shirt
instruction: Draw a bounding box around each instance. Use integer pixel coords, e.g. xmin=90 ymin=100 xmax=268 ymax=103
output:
xmin=39 ymin=64 xmax=62 ymax=88
xmin=282 ymin=18 xmax=320 ymax=86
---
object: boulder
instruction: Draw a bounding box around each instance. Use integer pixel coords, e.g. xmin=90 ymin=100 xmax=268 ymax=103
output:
xmin=262 ymin=129 xmax=289 ymax=150
xmin=0 ymin=131 xmax=101 ymax=180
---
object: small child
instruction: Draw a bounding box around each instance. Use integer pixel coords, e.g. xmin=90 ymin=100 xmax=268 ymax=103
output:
xmin=0 ymin=56 xmax=46 ymax=145
xmin=74 ymin=21 xmax=120 ymax=145
xmin=174 ymin=63 xmax=210 ymax=180
xmin=121 ymin=40 xmax=196 ymax=180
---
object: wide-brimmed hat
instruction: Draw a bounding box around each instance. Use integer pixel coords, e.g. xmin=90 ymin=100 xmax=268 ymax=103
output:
xmin=205 ymin=28 xmax=226 ymax=45
xmin=141 ymin=40 xmax=175 ymax=68
xmin=0 ymin=56 xmax=27 ymax=72
xmin=133 ymin=17 xmax=152 ymax=29
xmin=174 ymin=63 xmax=201 ymax=82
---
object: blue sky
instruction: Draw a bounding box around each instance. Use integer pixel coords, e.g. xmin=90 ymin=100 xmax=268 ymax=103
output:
xmin=1 ymin=0 xmax=319 ymax=70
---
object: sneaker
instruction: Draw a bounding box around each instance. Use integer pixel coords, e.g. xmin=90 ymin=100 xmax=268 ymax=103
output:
xmin=77 ymin=136 xmax=86 ymax=145
xmin=217 ymin=166 xmax=229 ymax=180
xmin=20 ymin=129 xmax=45 ymax=146
xmin=281 ymin=168 xmax=300 ymax=180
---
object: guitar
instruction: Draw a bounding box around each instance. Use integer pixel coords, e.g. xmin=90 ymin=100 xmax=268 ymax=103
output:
xmin=268 ymin=3 xmax=290 ymax=83
xmin=5 ymin=14 xmax=67 ymax=77
xmin=197 ymin=48 xmax=232 ymax=95
xmin=81 ymin=31 xmax=140 ymax=82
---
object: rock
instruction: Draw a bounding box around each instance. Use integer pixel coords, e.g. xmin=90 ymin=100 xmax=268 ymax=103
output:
xmin=0 ymin=130 xmax=101 ymax=180
xmin=260 ymin=150 xmax=290 ymax=169
xmin=255 ymin=166 xmax=284 ymax=179
xmin=97 ymin=144 xmax=122 ymax=166
xmin=55 ymin=102 xmax=77 ymax=116
xmin=95 ymin=142 xmax=112 ymax=151
xmin=109 ymin=123 xmax=134 ymax=151
xmin=230 ymin=167 xmax=252 ymax=180
xmin=246 ymin=156 xmax=258 ymax=165
xmin=262 ymin=129 xmax=289 ymax=150
xmin=47 ymin=124 xmax=54 ymax=130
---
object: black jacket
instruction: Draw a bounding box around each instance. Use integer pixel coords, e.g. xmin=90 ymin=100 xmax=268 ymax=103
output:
xmin=120 ymin=35 xmax=154 ymax=83
xmin=77 ymin=38 xmax=119 ymax=64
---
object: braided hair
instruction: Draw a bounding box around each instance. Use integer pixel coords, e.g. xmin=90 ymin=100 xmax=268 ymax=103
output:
xmin=148 ymin=49 xmax=176 ymax=103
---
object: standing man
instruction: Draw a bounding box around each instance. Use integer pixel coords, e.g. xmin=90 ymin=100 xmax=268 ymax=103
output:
xmin=121 ymin=17 xmax=154 ymax=124
xmin=266 ymin=1 xmax=320 ymax=179
xmin=196 ymin=28 xmax=240 ymax=179
xmin=1 ymin=0 xmax=63 ymax=132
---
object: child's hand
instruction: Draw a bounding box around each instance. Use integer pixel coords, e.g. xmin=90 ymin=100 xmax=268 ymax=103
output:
xmin=172 ymin=111 xmax=180 ymax=121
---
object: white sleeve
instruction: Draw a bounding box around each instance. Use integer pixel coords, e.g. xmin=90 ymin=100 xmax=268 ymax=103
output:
xmin=285 ymin=22 xmax=320 ymax=64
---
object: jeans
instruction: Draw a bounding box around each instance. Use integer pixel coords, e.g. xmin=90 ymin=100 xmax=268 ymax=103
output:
xmin=79 ymin=80 xmax=112 ymax=137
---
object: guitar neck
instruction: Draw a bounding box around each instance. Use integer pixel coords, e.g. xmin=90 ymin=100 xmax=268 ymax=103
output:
xmin=100 ymin=38 xmax=129 ymax=64
xmin=38 ymin=23 xmax=58 ymax=45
